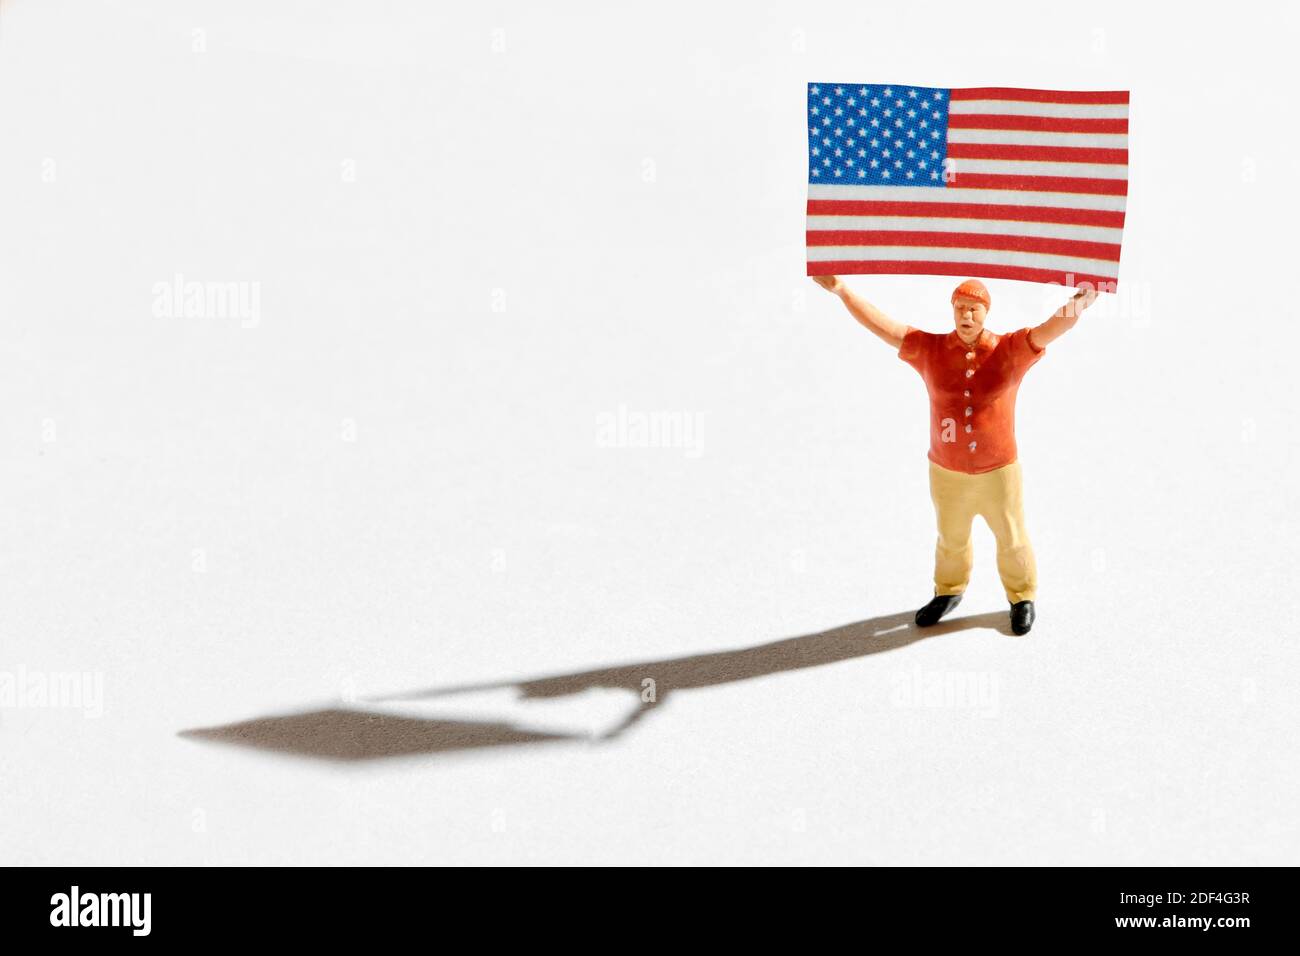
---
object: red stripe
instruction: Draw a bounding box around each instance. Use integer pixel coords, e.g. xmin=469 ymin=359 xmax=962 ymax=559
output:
xmin=806 ymin=259 xmax=1119 ymax=288
xmin=949 ymin=88 xmax=1129 ymax=105
xmin=948 ymin=114 xmax=1128 ymax=133
xmin=946 ymin=143 xmax=1128 ymax=164
xmin=950 ymin=173 xmax=1128 ymax=196
xmin=806 ymin=230 xmax=1121 ymax=262
xmin=806 ymin=199 xmax=1126 ymax=229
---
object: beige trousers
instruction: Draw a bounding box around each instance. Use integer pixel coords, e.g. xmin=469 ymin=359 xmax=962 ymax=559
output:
xmin=928 ymin=459 xmax=1037 ymax=604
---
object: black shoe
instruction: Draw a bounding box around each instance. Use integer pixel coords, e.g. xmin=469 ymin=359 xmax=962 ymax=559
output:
xmin=915 ymin=593 xmax=962 ymax=627
xmin=1010 ymin=600 xmax=1035 ymax=635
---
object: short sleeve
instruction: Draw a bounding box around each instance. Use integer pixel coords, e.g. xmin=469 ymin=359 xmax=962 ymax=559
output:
xmin=1008 ymin=327 xmax=1046 ymax=372
xmin=897 ymin=326 xmax=929 ymax=373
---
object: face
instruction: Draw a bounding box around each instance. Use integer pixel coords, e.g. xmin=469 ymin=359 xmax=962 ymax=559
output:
xmin=951 ymin=295 xmax=988 ymax=341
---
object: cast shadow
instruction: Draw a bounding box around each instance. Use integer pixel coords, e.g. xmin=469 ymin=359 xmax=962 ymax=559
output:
xmin=180 ymin=608 xmax=1011 ymax=763
xmin=179 ymin=709 xmax=577 ymax=761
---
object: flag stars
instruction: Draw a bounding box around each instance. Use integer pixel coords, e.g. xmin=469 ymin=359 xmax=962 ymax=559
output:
xmin=808 ymin=83 xmax=949 ymax=185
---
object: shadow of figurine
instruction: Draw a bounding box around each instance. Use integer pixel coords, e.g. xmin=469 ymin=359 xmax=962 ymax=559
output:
xmin=180 ymin=608 xmax=1011 ymax=763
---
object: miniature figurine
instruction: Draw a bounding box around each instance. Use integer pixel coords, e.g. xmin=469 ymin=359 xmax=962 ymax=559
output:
xmin=812 ymin=275 xmax=1098 ymax=634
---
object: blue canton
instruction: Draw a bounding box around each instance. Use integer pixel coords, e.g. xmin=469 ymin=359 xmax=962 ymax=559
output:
xmin=808 ymin=84 xmax=951 ymax=186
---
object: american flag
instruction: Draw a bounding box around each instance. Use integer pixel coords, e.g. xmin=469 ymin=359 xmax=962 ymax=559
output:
xmin=806 ymin=84 xmax=1129 ymax=289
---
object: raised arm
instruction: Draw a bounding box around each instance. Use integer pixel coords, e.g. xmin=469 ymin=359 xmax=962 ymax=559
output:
xmin=1029 ymin=287 xmax=1098 ymax=350
xmin=811 ymin=275 xmax=908 ymax=349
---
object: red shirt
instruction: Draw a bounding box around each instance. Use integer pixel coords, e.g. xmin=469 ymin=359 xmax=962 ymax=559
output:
xmin=898 ymin=326 xmax=1045 ymax=474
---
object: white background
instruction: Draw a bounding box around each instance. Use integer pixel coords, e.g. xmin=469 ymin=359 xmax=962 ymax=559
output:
xmin=1 ymin=0 xmax=1297 ymax=865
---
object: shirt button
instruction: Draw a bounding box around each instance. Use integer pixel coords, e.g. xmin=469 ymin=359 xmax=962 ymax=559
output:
xmin=963 ymin=389 xmax=970 ymax=397
xmin=965 ymin=351 xmax=975 ymax=360
xmin=968 ymin=441 xmax=977 ymax=452
xmin=965 ymin=424 xmax=972 ymax=433
xmin=965 ymin=369 xmax=974 ymax=378
xmin=964 ymin=406 xmax=973 ymax=416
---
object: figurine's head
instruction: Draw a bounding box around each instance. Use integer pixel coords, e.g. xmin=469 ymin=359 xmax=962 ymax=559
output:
xmin=951 ymin=279 xmax=990 ymax=342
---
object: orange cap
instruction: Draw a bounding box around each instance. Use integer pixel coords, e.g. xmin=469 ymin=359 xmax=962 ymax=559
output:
xmin=951 ymin=279 xmax=991 ymax=308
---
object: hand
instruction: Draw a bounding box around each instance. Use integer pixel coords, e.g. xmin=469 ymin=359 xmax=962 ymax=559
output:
xmin=1066 ymin=286 xmax=1098 ymax=317
xmin=811 ymin=274 xmax=844 ymax=295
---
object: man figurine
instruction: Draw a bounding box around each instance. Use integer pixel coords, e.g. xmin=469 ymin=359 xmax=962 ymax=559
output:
xmin=811 ymin=275 xmax=1097 ymax=634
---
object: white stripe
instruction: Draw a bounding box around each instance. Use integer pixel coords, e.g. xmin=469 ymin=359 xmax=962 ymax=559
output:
xmin=807 ymin=183 xmax=1128 ymax=212
xmin=950 ymin=159 xmax=1129 ymax=179
xmin=946 ymin=128 xmax=1127 ymax=148
xmin=806 ymin=245 xmax=1119 ymax=276
xmin=806 ymin=216 xmax=1123 ymax=243
xmin=806 ymin=247 xmax=1112 ymax=273
xmin=948 ymin=100 xmax=1128 ymax=119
